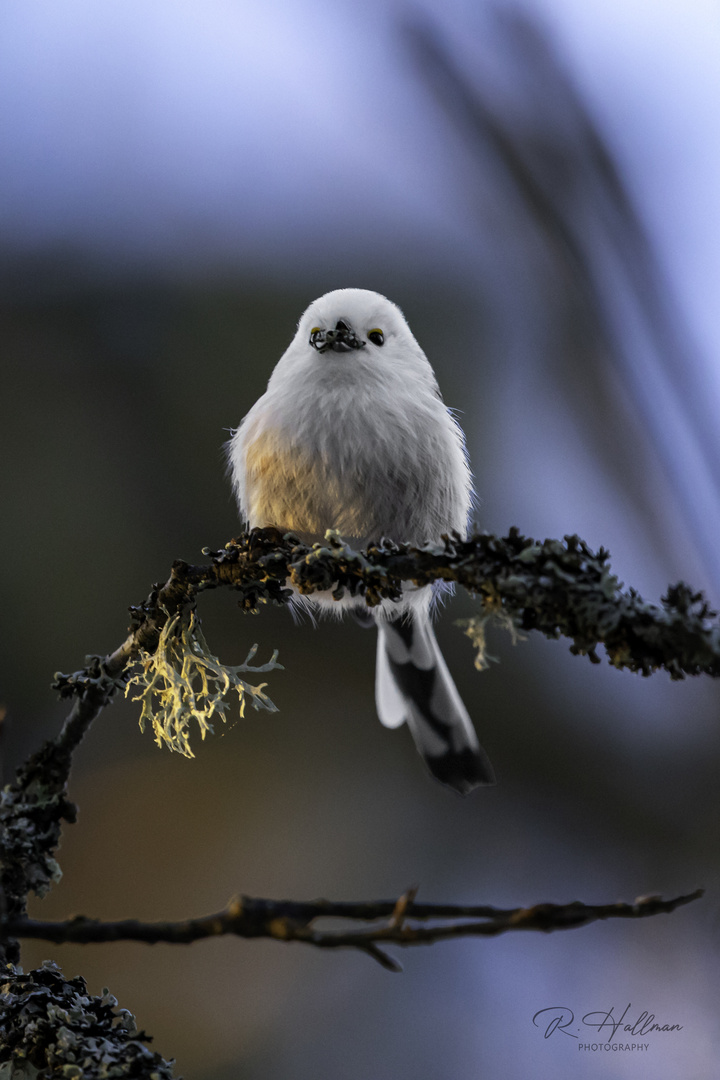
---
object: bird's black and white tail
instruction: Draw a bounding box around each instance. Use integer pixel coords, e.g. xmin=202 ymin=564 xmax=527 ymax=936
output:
xmin=375 ymin=615 xmax=495 ymax=794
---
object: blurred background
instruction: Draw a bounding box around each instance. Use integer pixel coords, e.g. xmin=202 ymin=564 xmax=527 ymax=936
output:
xmin=2 ymin=0 xmax=720 ymax=1076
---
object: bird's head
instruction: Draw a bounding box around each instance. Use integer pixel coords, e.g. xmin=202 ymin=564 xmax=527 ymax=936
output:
xmin=296 ymin=288 xmax=416 ymax=359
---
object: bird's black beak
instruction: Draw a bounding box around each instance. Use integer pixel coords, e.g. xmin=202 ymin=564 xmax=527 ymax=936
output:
xmin=310 ymin=319 xmax=366 ymax=353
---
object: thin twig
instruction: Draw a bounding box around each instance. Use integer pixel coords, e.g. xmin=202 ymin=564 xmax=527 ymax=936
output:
xmin=5 ymin=889 xmax=703 ymax=971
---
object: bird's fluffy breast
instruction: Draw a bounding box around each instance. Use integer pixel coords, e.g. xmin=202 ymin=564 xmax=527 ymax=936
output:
xmin=230 ymin=360 xmax=471 ymax=548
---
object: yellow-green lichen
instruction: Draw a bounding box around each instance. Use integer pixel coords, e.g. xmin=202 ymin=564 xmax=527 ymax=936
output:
xmin=456 ymin=609 xmax=526 ymax=671
xmin=125 ymin=610 xmax=281 ymax=757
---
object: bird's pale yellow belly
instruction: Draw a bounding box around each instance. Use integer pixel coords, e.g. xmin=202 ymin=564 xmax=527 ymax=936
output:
xmin=244 ymin=431 xmax=385 ymax=545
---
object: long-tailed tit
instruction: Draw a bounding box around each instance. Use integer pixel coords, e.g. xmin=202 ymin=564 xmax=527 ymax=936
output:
xmin=227 ymin=288 xmax=495 ymax=793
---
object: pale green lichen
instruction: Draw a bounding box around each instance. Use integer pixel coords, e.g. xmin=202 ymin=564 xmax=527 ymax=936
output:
xmin=457 ymin=609 xmax=527 ymax=671
xmin=0 ymin=962 xmax=177 ymax=1079
xmin=125 ymin=610 xmax=281 ymax=757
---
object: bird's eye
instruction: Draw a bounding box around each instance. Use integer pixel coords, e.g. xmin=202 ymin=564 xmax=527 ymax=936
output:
xmin=309 ymin=327 xmax=323 ymax=346
xmin=368 ymin=329 xmax=384 ymax=346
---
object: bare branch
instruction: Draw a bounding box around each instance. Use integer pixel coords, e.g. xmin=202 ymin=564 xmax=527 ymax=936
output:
xmin=5 ymin=889 xmax=703 ymax=971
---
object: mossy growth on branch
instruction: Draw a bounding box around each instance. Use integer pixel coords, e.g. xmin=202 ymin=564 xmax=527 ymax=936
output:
xmin=124 ymin=609 xmax=281 ymax=757
xmin=0 ymin=962 xmax=177 ymax=1079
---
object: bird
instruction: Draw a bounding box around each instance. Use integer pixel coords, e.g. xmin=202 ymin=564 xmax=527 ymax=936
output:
xmin=226 ymin=288 xmax=495 ymax=794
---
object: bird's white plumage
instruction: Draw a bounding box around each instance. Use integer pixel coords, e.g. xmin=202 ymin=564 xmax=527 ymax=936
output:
xmin=228 ymin=288 xmax=471 ymax=552
xmin=227 ymin=289 xmax=494 ymax=791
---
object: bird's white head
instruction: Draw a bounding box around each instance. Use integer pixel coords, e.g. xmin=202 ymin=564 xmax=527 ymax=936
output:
xmin=265 ymin=287 xmax=439 ymax=401
xmin=297 ymin=288 xmax=416 ymax=355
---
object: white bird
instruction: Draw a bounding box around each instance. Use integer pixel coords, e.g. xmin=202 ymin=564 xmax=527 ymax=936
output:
xmin=227 ymin=288 xmax=495 ymax=793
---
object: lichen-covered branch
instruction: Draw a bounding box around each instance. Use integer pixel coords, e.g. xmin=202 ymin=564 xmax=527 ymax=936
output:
xmin=0 ymin=665 xmax=123 ymax=967
xmin=0 ymin=526 xmax=711 ymax=1075
xmin=0 ymin=962 xmax=177 ymax=1079
xmin=52 ymin=527 xmax=720 ymax=724
xmin=3 ymin=525 xmax=715 ymax=958
xmin=5 ymin=888 xmax=703 ymax=974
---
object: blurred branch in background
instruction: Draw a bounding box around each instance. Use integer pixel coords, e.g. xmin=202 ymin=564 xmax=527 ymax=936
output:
xmin=6 ymin=889 xmax=703 ymax=975
xmin=407 ymin=9 xmax=720 ymax=593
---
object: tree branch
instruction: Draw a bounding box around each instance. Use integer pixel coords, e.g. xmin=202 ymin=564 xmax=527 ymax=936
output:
xmin=5 ymin=889 xmax=704 ymax=973
xmin=0 ymin=962 xmax=177 ymax=1079
xmin=4 ymin=526 xmax=715 ymax=963
xmin=0 ymin=524 xmax=710 ymax=1076
xmin=0 ymin=680 xmax=116 ymax=965
xmin=52 ymin=527 xmax=720 ymax=707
